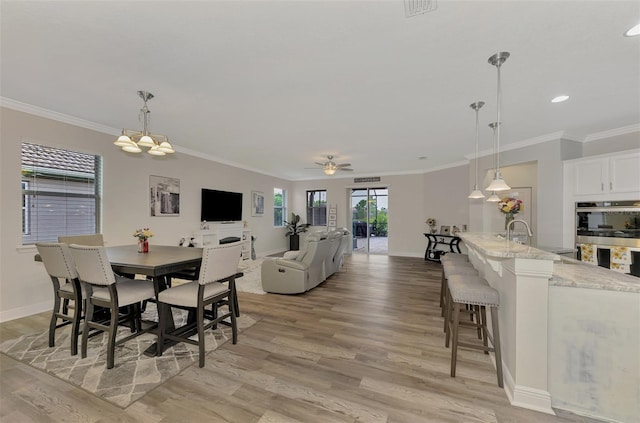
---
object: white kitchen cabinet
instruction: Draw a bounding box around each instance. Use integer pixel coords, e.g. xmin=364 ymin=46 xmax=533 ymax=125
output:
xmin=570 ymin=150 xmax=640 ymax=196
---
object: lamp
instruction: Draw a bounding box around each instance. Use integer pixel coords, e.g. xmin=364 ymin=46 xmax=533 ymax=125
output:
xmin=323 ymin=163 xmax=337 ymax=176
xmin=468 ymin=101 xmax=485 ymax=199
xmin=486 ymin=192 xmax=501 ymax=202
xmin=486 ymin=122 xmax=502 ymax=203
xmin=114 ymin=91 xmax=175 ymax=156
xmin=486 ymin=52 xmax=510 ymax=192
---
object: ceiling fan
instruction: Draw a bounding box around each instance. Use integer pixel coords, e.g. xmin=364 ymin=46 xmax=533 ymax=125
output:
xmin=313 ymin=155 xmax=354 ymax=176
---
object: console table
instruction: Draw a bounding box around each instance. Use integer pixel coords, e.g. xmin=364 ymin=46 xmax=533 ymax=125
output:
xmin=424 ymin=233 xmax=462 ymax=262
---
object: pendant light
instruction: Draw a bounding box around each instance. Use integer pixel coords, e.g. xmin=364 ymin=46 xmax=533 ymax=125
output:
xmin=468 ymin=101 xmax=485 ymax=199
xmin=486 ymin=52 xmax=511 ymax=192
xmin=486 ymin=122 xmax=501 ymax=202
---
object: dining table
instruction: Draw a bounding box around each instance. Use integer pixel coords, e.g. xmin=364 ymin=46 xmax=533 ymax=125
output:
xmin=106 ymin=244 xmax=242 ymax=356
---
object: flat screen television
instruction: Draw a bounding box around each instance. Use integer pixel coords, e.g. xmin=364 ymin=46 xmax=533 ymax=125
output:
xmin=200 ymin=189 xmax=243 ymax=222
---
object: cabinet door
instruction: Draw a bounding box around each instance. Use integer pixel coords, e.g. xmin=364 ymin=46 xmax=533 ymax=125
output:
xmin=574 ymin=159 xmax=606 ymax=195
xmin=609 ymin=152 xmax=640 ymax=194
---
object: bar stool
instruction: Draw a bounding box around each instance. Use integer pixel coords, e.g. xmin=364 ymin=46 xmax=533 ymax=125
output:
xmin=440 ymin=259 xmax=477 ymax=314
xmin=445 ymin=273 xmax=503 ymax=387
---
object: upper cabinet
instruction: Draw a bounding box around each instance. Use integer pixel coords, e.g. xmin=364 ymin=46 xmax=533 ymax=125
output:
xmin=569 ymin=150 xmax=640 ymax=197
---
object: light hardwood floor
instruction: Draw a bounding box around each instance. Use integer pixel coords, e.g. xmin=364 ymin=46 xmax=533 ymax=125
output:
xmin=1 ymin=254 xmax=602 ymax=422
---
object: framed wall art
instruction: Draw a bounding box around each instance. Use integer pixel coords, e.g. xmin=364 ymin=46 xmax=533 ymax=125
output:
xmin=252 ymin=191 xmax=264 ymax=216
xmin=150 ymin=175 xmax=180 ymax=216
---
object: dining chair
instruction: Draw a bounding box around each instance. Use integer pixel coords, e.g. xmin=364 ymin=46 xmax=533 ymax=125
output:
xmin=68 ymin=244 xmax=157 ymax=369
xmin=58 ymin=234 xmax=104 ymax=246
xmin=156 ymin=242 xmax=242 ymax=367
xmin=35 ymin=242 xmax=84 ymax=356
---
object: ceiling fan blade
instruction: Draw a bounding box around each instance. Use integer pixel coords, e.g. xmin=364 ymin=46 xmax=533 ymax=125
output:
xmin=341 ymin=168 xmax=354 ymax=172
xmin=314 ymin=162 xmax=326 ymax=166
xmin=336 ymin=163 xmax=351 ymax=168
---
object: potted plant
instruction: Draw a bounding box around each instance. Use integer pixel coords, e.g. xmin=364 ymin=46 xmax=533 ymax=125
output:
xmin=284 ymin=212 xmax=311 ymax=250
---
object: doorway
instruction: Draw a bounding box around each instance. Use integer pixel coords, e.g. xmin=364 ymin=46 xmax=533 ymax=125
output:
xmin=350 ymin=187 xmax=388 ymax=254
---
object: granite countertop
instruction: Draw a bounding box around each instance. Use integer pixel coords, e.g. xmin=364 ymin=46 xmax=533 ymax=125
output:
xmin=459 ymin=232 xmax=561 ymax=260
xmin=551 ymin=256 xmax=640 ymax=293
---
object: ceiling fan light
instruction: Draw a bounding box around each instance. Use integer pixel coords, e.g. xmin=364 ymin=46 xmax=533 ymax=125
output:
xmin=324 ymin=167 xmax=336 ymax=176
xmin=122 ymin=143 xmax=142 ymax=153
xmin=138 ymin=135 xmax=155 ymax=148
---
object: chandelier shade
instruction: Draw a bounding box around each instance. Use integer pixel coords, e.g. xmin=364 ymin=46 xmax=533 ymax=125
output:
xmin=486 ymin=52 xmax=510 ymax=192
xmin=486 ymin=192 xmax=501 ymax=202
xmin=114 ymin=91 xmax=175 ymax=156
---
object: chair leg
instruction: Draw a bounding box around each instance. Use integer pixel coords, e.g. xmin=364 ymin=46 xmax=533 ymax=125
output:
xmin=81 ymin=301 xmax=94 ymax=359
xmin=106 ymin=304 xmax=119 ymax=370
xmin=440 ymin=270 xmax=446 ymax=316
xmin=229 ymin=288 xmax=238 ymax=344
xmin=70 ymin=296 xmax=82 ymax=356
xmin=49 ymin=294 xmax=61 ymax=348
xmin=450 ymin=302 xmax=461 ymax=378
xmin=491 ymin=306 xmax=504 ymax=388
xmin=475 ymin=305 xmax=483 ymax=340
xmin=197 ymin=303 xmax=205 ymax=368
xmin=480 ymin=306 xmax=489 ymax=354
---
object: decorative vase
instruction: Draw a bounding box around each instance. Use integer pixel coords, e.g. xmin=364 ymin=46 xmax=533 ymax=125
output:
xmin=138 ymin=239 xmax=149 ymax=253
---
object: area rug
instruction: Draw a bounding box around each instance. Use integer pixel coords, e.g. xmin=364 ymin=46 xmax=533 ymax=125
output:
xmin=237 ymin=258 xmax=267 ymax=294
xmin=0 ymin=305 xmax=258 ymax=408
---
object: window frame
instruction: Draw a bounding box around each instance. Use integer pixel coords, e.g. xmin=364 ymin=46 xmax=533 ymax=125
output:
xmin=21 ymin=142 xmax=102 ymax=245
xmin=306 ymin=189 xmax=327 ymax=226
xmin=273 ymin=187 xmax=287 ymax=227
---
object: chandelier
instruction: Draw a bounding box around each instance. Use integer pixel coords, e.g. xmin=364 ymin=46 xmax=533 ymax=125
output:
xmin=114 ymin=91 xmax=175 ymax=156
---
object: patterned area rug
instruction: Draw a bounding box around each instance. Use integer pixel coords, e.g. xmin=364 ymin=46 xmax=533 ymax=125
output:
xmin=0 ymin=305 xmax=258 ymax=408
xmin=237 ymin=258 xmax=266 ymax=294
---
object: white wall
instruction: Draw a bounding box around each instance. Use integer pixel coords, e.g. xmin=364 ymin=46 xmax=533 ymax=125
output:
xmin=0 ymin=107 xmax=292 ymax=321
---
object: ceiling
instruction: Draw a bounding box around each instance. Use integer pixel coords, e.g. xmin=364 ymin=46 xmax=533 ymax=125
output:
xmin=2 ymin=1 xmax=639 ymax=180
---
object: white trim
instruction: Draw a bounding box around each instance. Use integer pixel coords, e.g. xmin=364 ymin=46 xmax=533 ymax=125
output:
xmin=501 ymin=350 xmax=555 ymax=415
xmin=1 ymin=97 xmax=120 ymax=136
xmin=0 ymin=300 xmax=51 ymax=323
xmin=423 ymin=160 xmax=469 ymax=173
xmin=584 ymin=123 xmax=640 ymax=142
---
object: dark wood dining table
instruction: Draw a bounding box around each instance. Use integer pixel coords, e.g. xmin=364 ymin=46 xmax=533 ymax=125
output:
xmin=106 ymin=244 xmax=242 ymax=356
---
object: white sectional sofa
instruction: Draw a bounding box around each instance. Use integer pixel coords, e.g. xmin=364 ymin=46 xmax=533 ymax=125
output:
xmin=261 ymin=228 xmax=351 ymax=294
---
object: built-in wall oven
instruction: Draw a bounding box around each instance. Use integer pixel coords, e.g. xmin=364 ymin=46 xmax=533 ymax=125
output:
xmin=576 ymin=201 xmax=640 ymax=248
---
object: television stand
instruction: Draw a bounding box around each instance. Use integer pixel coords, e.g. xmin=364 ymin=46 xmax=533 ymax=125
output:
xmin=192 ymin=222 xmax=252 ymax=260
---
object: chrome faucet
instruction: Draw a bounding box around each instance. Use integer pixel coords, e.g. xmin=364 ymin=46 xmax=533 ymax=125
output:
xmin=506 ymin=219 xmax=533 ymax=243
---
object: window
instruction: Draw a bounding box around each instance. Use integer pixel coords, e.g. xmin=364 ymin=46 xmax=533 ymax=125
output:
xmin=21 ymin=142 xmax=102 ymax=244
xmin=306 ymin=190 xmax=327 ymax=226
xmin=274 ymin=188 xmax=286 ymax=227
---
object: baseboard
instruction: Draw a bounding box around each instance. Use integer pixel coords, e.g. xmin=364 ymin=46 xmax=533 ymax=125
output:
xmin=497 ymin=354 xmax=555 ymax=415
xmin=0 ymin=300 xmax=50 ymax=323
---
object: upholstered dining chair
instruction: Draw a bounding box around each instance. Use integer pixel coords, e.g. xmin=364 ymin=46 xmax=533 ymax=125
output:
xmin=35 ymin=242 xmax=84 ymax=356
xmin=156 ymin=242 xmax=242 ymax=367
xmin=58 ymin=234 xmax=104 ymax=246
xmin=68 ymin=244 xmax=157 ymax=369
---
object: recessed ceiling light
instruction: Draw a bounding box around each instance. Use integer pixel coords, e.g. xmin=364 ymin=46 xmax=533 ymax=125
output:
xmin=624 ymin=23 xmax=640 ymax=37
xmin=551 ymin=95 xmax=569 ymax=103
xmin=418 ymin=156 xmax=428 ymax=160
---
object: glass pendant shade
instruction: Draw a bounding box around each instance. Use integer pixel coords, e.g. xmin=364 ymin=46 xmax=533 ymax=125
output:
xmin=137 ymin=135 xmax=155 ymax=148
xmin=486 ymin=192 xmax=501 ymax=202
xmin=486 ymin=170 xmax=511 ymax=191
xmin=158 ymin=141 xmax=175 ymax=153
xmin=115 ymin=134 xmax=132 ymax=146
xmin=324 ymin=167 xmax=337 ymax=176
xmin=468 ymin=187 xmax=485 ymax=199
xmin=148 ymin=145 xmax=166 ymax=156
xmin=122 ymin=143 xmax=142 ymax=153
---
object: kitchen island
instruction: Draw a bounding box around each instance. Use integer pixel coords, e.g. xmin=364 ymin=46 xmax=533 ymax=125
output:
xmin=459 ymin=232 xmax=639 ymax=422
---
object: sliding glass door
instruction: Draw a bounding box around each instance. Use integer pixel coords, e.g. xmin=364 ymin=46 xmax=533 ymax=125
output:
xmin=350 ymin=187 xmax=388 ymax=254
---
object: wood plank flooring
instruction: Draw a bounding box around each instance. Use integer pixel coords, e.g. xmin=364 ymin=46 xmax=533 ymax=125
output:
xmin=1 ymin=255 xmax=602 ymax=422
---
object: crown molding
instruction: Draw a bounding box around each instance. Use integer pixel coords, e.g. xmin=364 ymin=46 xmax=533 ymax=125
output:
xmin=584 ymin=123 xmax=640 ymax=142
xmin=1 ymin=97 xmax=121 ymax=136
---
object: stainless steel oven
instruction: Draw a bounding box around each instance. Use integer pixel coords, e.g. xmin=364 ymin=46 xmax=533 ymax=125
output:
xmin=576 ymin=201 xmax=640 ymax=248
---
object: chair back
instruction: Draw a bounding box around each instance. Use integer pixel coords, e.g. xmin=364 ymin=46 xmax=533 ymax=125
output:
xmin=198 ymin=242 xmax=243 ymax=285
xmin=68 ymin=244 xmax=116 ymax=286
xmin=58 ymin=234 xmax=104 ymax=246
xmin=36 ymin=242 xmax=78 ymax=279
